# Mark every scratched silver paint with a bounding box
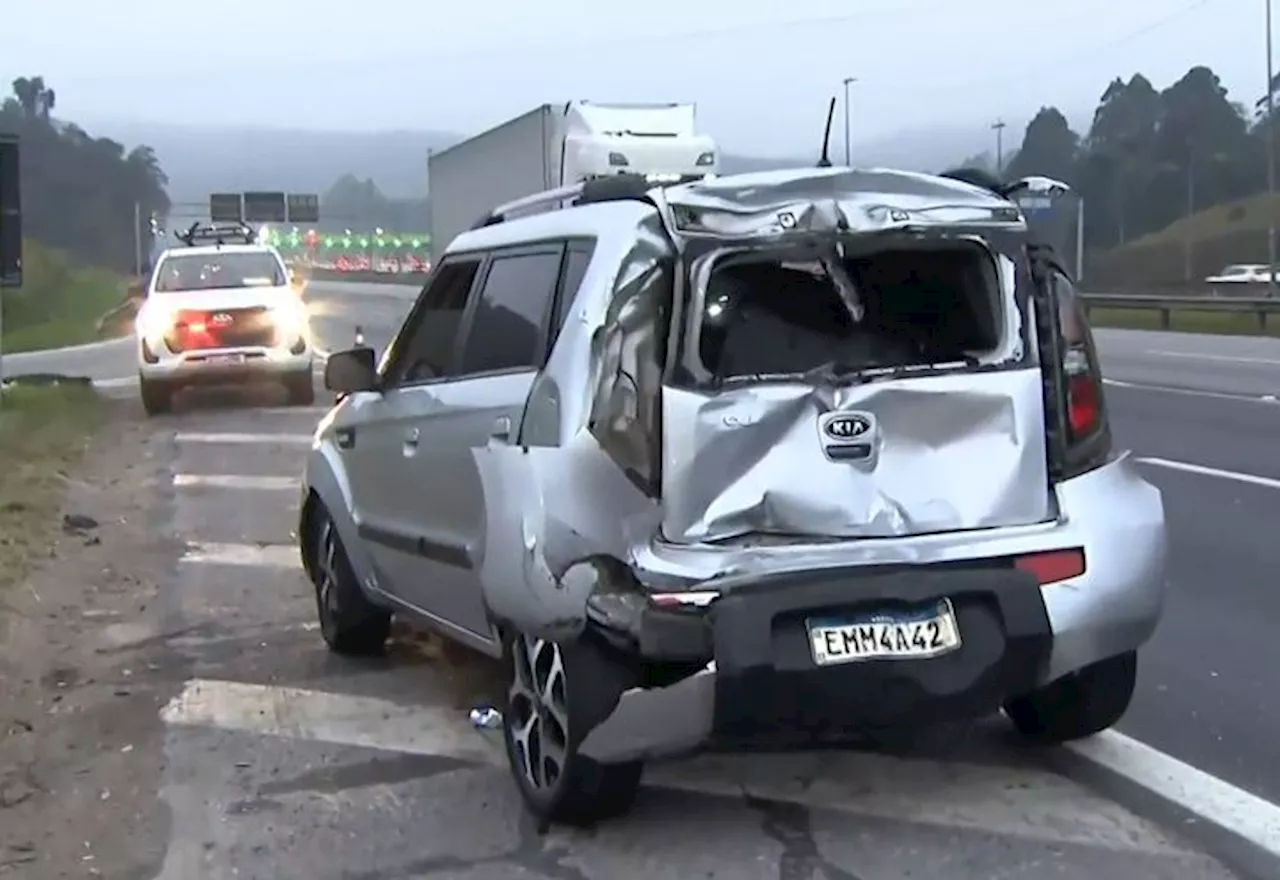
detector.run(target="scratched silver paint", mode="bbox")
[473,167,1052,638]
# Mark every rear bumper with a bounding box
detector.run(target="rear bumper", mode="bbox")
[578,454,1166,763]
[580,568,1048,761]
[138,343,312,385]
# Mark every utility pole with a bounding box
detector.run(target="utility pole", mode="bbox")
[1267,0,1277,295]
[842,77,857,165]
[133,201,143,277]
[992,119,1007,174]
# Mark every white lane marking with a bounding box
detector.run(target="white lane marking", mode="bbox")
[175,432,311,445]
[157,678,1188,854]
[181,541,301,568]
[173,474,299,490]
[1145,349,1280,366]
[1103,378,1280,403]
[94,376,139,389]
[254,405,329,416]
[2,336,133,359]
[1067,730,1280,859]
[1135,457,1280,490]
[161,678,497,765]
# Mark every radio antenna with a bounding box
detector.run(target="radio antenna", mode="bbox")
[817,97,837,168]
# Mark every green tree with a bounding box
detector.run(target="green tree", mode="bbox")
[1004,107,1079,184]
[0,76,170,272]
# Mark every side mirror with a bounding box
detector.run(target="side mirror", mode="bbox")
[324,347,379,394]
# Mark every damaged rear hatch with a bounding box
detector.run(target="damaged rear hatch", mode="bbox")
[657,168,1052,545]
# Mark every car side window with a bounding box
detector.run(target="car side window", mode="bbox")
[552,243,594,336]
[380,258,481,387]
[456,249,564,376]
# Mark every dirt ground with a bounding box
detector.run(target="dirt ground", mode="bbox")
[0,397,179,879]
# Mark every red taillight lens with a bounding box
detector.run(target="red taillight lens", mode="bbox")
[1067,371,1101,437]
[1057,288,1104,443]
[1015,548,1085,584]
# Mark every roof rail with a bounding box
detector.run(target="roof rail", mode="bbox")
[175,221,258,247]
[471,173,707,231]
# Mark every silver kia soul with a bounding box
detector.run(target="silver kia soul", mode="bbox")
[300,167,1167,826]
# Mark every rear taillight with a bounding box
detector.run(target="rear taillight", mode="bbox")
[1052,273,1110,474]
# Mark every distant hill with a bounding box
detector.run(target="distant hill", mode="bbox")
[1090,190,1280,287]
[89,118,1054,209]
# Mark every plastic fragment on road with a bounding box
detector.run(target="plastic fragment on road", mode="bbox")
[469,706,503,730]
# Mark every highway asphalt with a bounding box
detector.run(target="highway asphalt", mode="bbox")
[4,280,1279,877]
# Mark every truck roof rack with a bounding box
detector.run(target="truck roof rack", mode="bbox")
[471,173,708,231]
[175,221,258,247]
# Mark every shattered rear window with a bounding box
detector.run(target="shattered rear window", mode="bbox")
[697,240,1005,381]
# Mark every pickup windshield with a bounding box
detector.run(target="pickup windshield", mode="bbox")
[154,252,286,292]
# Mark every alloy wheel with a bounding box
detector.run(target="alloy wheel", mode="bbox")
[508,635,570,794]
[315,518,341,630]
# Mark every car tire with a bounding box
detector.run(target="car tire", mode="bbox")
[139,376,173,416]
[285,370,316,406]
[309,506,391,656]
[501,631,644,827]
[1004,650,1137,744]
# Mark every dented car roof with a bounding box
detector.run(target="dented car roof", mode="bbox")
[656,167,1028,239]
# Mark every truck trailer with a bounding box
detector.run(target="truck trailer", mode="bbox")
[427,101,718,261]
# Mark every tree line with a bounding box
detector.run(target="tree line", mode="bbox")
[0,76,170,273]
[319,174,428,233]
[962,65,1280,262]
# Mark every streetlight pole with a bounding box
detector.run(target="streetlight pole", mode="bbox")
[1267,0,1277,295]
[992,119,1007,174]
[842,77,856,166]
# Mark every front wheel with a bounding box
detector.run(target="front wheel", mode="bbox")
[309,506,391,656]
[1004,650,1137,744]
[502,633,644,826]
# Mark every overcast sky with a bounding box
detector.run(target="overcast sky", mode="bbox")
[1,0,1264,155]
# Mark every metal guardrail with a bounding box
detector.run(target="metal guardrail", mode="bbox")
[1079,294,1280,331]
[298,266,1280,331]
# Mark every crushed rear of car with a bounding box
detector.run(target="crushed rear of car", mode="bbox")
[468,169,1166,823]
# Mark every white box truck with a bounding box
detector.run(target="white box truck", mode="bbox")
[427,101,718,261]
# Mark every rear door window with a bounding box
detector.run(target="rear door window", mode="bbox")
[456,246,564,376]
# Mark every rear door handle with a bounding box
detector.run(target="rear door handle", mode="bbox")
[336,428,355,450]
[490,416,512,443]
[404,427,420,446]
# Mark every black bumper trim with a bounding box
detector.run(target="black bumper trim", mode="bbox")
[707,566,1051,743]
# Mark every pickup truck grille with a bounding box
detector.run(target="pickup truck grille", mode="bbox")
[166,307,276,352]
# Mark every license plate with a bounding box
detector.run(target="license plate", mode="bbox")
[205,354,245,365]
[807,599,961,666]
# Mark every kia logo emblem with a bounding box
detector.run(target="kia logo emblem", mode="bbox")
[823,413,873,441]
[211,313,234,326]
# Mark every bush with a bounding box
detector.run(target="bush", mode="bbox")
[2,239,127,351]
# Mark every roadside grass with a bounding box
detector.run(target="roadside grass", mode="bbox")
[0,382,104,597]
[1086,307,1280,337]
[2,267,128,353]
[1089,192,1279,287]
